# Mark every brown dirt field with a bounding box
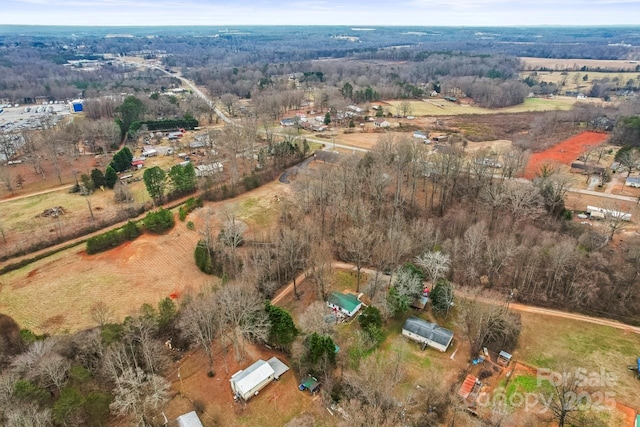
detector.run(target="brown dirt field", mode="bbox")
[161,342,332,427]
[0,179,290,335]
[523,131,609,179]
[519,57,640,71]
[0,155,97,198]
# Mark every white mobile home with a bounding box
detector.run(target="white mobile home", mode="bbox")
[230,357,289,401]
[402,317,453,352]
[586,205,631,221]
[195,162,224,177]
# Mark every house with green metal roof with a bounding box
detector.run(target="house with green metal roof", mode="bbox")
[327,291,362,317]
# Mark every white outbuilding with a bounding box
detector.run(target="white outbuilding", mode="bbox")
[230,357,289,401]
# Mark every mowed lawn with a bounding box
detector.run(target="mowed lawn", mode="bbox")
[386,96,576,116]
[514,311,640,409]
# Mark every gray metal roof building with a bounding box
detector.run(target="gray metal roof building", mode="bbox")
[402,317,454,352]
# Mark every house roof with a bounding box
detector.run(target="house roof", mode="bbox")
[626,177,640,184]
[266,357,289,379]
[327,292,361,312]
[402,317,453,348]
[231,360,274,396]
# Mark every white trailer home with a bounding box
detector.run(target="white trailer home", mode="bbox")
[230,357,289,401]
[402,317,454,352]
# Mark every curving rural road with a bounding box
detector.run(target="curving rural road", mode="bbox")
[271,261,640,335]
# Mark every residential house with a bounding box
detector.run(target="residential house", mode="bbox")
[577,93,587,100]
[401,316,454,352]
[374,120,390,128]
[230,357,289,401]
[327,291,362,317]
[280,118,296,127]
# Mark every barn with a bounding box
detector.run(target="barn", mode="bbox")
[230,357,289,401]
[402,316,453,352]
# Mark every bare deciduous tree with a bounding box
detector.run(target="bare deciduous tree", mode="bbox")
[90,301,114,328]
[178,288,218,376]
[415,251,451,283]
[215,281,270,361]
[110,367,169,426]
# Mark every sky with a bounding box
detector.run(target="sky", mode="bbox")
[2,0,640,27]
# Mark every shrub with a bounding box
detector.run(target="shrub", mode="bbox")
[187,221,195,230]
[358,306,382,330]
[179,197,203,221]
[194,240,214,274]
[86,221,141,254]
[143,208,175,233]
[243,175,260,191]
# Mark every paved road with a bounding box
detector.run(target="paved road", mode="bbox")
[271,261,640,335]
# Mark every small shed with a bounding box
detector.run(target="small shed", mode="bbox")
[402,317,453,352]
[410,295,429,310]
[458,374,480,401]
[413,131,428,140]
[327,291,363,317]
[497,351,512,367]
[299,376,321,394]
[374,120,390,128]
[626,177,640,188]
[131,160,145,169]
[173,411,204,427]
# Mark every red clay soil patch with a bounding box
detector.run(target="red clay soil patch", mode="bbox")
[523,131,609,180]
[27,268,39,278]
[169,291,180,300]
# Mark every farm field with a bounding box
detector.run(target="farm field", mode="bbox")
[519,57,640,72]
[521,70,640,92]
[386,96,577,117]
[0,179,289,334]
[523,131,609,179]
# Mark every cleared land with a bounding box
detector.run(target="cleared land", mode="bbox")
[0,179,289,334]
[519,57,640,71]
[515,310,640,410]
[523,131,609,179]
[520,70,640,94]
[386,96,577,116]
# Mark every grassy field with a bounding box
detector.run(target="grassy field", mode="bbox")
[514,311,640,409]
[0,179,289,335]
[521,70,640,94]
[386,96,576,117]
[519,57,640,72]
